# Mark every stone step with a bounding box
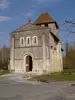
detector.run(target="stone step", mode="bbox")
[24,73,37,79]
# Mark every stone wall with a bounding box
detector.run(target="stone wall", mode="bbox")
[10,23,63,74]
[10,38,15,72]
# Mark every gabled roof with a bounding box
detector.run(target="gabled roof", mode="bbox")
[34,12,59,29]
[34,12,54,24]
[11,23,47,34]
[10,12,59,41]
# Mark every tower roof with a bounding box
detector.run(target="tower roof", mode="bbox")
[34,12,59,29]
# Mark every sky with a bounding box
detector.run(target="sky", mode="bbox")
[0,0,75,48]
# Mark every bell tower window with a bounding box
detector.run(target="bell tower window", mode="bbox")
[45,24,48,27]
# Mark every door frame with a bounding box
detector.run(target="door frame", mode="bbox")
[26,55,32,72]
[24,52,34,72]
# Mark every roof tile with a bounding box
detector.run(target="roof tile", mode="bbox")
[34,12,55,24]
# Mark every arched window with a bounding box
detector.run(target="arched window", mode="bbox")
[21,38,23,44]
[34,37,37,44]
[28,38,30,44]
[20,37,25,47]
[26,36,31,46]
[32,36,38,46]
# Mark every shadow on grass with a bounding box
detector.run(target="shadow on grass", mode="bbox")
[29,71,75,82]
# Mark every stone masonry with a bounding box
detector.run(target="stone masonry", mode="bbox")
[10,12,63,74]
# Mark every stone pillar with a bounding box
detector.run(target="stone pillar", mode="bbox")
[54,50,56,72]
[52,49,54,72]
[56,42,63,72]
[10,37,15,72]
[55,50,57,72]
[59,42,63,71]
[50,49,53,72]
[42,35,46,72]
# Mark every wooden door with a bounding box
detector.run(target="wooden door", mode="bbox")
[26,56,30,72]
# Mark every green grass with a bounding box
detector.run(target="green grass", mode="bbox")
[0,70,10,75]
[50,72,75,81]
[30,71,75,82]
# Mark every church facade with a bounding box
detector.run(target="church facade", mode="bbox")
[10,12,63,74]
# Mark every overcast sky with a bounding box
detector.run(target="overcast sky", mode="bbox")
[0,0,75,47]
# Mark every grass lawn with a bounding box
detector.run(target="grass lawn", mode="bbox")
[0,70,10,75]
[30,70,75,82]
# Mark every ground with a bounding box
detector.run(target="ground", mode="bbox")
[0,74,75,100]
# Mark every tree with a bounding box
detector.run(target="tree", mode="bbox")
[60,19,75,69]
[0,45,10,69]
[65,42,69,69]
[63,43,75,69]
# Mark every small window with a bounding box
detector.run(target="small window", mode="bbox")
[21,38,23,44]
[45,24,48,27]
[26,36,31,46]
[32,36,38,46]
[34,37,36,43]
[20,37,25,47]
[51,46,53,49]
[28,38,30,44]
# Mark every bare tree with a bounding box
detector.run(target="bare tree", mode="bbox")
[0,45,10,69]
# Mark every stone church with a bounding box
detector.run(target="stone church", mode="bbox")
[10,12,63,74]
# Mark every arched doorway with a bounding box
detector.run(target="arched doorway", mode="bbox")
[26,55,32,72]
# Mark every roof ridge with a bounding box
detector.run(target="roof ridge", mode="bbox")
[11,23,48,33]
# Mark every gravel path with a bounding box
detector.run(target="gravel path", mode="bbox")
[0,74,75,100]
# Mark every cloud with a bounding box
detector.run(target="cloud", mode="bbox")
[34,0,62,3]
[0,0,11,9]
[24,11,33,17]
[0,16,11,22]
[32,0,62,5]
